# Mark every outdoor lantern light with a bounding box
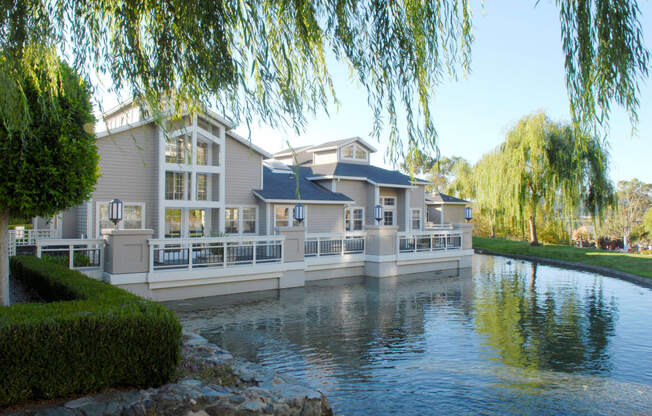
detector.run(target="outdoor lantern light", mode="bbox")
[465,207,473,223]
[109,199,123,228]
[293,203,305,224]
[374,204,383,224]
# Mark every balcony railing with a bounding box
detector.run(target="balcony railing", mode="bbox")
[304,233,366,257]
[8,229,58,256]
[36,239,104,271]
[149,236,284,271]
[397,231,462,254]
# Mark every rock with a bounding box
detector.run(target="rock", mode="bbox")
[205,403,236,416]
[238,400,266,413]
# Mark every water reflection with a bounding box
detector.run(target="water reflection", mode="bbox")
[169,255,652,415]
[474,261,618,375]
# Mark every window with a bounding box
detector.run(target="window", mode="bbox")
[242,208,256,233]
[341,143,367,161]
[97,202,145,236]
[345,208,364,231]
[411,209,421,230]
[275,205,303,228]
[225,207,257,234]
[379,196,396,226]
[165,172,188,200]
[165,208,182,238]
[197,174,207,201]
[196,141,208,166]
[189,209,206,237]
[225,208,239,234]
[165,136,190,164]
[341,145,354,158]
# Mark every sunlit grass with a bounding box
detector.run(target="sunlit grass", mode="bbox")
[473,237,652,279]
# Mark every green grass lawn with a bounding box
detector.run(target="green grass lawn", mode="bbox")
[473,236,652,279]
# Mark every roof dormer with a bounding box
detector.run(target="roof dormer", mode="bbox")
[308,137,376,165]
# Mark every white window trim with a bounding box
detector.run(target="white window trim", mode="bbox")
[274,204,308,230]
[379,196,396,226]
[340,143,369,162]
[225,206,258,235]
[345,206,365,231]
[410,208,422,231]
[95,201,146,238]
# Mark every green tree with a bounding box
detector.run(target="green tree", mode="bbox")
[0,58,99,305]
[476,112,613,245]
[601,179,651,248]
[0,1,648,167]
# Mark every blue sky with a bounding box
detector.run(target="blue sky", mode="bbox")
[230,1,652,184]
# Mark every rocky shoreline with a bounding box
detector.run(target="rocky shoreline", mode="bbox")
[8,332,333,416]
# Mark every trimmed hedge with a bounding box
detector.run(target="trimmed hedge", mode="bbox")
[0,256,182,407]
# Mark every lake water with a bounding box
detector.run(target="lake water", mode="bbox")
[169,255,652,415]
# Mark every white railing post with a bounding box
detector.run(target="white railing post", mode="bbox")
[223,242,227,267]
[341,237,345,256]
[430,235,434,252]
[99,242,104,273]
[149,242,155,273]
[317,237,321,257]
[188,243,193,270]
[36,242,42,258]
[69,245,74,269]
[445,234,448,251]
[253,242,257,265]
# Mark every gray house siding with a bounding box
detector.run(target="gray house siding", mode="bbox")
[257,200,268,235]
[61,207,77,238]
[334,179,368,207]
[91,124,159,237]
[306,204,344,233]
[225,135,262,206]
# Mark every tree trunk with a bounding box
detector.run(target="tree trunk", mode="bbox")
[529,214,539,246]
[0,210,9,305]
[489,214,496,238]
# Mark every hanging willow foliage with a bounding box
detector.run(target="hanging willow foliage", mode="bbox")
[0,0,648,164]
[476,112,615,245]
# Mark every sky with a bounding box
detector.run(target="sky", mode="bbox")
[98,1,652,183]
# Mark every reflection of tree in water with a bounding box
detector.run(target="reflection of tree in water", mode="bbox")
[473,261,618,375]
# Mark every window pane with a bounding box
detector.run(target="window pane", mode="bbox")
[99,204,112,233]
[275,207,289,227]
[196,142,208,166]
[123,205,142,229]
[165,209,182,238]
[197,174,207,201]
[411,209,421,230]
[189,209,205,237]
[384,211,394,225]
[354,209,363,230]
[355,147,366,159]
[341,145,354,158]
[242,208,256,220]
[225,208,238,234]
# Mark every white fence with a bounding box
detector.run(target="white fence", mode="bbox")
[149,236,285,271]
[8,229,57,256]
[35,239,105,273]
[397,231,463,254]
[304,233,366,257]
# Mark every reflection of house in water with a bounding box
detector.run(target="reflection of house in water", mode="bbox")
[171,269,474,375]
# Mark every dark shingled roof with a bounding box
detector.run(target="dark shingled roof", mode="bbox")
[254,166,353,202]
[425,192,469,204]
[309,162,429,186]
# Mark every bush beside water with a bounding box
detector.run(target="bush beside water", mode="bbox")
[0,256,182,407]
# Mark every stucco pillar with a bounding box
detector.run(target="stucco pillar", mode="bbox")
[276,226,306,288]
[454,223,473,250]
[103,229,153,275]
[364,225,398,277]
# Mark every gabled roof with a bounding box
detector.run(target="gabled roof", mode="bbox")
[306,162,429,187]
[254,166,353,203]
[273,145,313,158]
[306,137,377,153]
[425,192,469,204]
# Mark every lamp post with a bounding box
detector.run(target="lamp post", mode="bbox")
[293,203,305,224]
[374,204,383,225]
[464,207,473,223]
[109,199,123,229]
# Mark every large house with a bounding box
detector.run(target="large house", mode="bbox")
[25,101,473,300]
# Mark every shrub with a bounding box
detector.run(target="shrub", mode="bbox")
[0,256,182,407]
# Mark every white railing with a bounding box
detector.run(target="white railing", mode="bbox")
[397,231,462,254]
[36,239,105,271]
[149,236,285,271]
[304,232,366,257]
[8,229,58,256]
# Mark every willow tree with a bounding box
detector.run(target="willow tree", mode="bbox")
[499,112,613,245]
[0,0,649,166]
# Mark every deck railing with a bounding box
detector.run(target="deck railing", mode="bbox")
[35,239,105,271]
[304,232,366,257]
[148,236,284,271]
[8,229,58,256]
[397,231,463,254]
